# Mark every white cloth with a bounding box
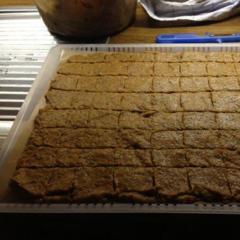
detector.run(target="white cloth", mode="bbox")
[140,0,240,23]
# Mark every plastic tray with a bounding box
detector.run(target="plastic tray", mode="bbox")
[1,43,240,214]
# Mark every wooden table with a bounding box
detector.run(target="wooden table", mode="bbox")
[1,0,240,43]
[0,0,34,6]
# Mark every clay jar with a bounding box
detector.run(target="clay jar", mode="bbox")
[35,0,137,39]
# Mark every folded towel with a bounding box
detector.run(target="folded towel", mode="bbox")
[140,0,240,23]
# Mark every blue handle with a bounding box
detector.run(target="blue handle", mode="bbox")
[156,33,240,44]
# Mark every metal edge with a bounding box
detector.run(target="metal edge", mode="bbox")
[0,12,40,19]
[0,203,240,214]
[57,42,240,49]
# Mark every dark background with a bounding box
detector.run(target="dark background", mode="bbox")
[0,214,238,240]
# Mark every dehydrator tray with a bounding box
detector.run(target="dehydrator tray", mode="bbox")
[1,43,240,214]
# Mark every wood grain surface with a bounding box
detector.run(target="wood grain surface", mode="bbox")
[0,0,34,6]
[1,0,240,43]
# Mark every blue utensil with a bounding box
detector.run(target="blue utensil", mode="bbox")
[156,33,240,44]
